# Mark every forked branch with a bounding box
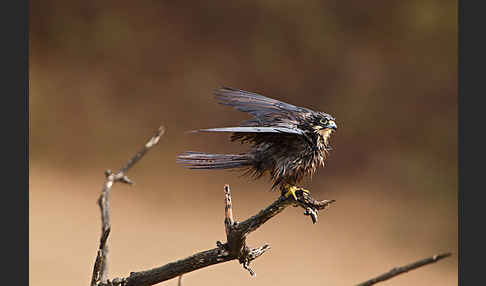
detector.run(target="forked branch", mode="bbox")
[90,126,165,286]
[103,185,335,286]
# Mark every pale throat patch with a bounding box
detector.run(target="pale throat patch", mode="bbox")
[318,128,333,146]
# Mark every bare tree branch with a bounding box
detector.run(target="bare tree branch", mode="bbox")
[355,252,452,286]
[224,185,234,237]
[90,227,111,286]
[90,126,165,286]
[96,185,334,286]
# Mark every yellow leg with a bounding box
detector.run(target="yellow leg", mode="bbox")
[283,184,310,200]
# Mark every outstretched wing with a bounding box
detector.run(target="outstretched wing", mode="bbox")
[192,126,304,135]
[214,87,314,128]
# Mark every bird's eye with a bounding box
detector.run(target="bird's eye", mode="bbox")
[320,118,328,125]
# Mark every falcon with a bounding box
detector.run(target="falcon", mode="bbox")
[177,87,337,200]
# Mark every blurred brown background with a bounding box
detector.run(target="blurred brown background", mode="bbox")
[30,1,457,285]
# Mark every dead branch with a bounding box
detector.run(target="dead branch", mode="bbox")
[90,126,165,286]
[355,252,452,286]
[98,185,334,286]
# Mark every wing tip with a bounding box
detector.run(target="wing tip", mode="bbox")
[213,86,236,95]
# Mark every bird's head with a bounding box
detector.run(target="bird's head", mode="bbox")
[311,113,337,148]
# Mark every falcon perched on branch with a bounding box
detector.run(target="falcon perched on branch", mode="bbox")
[177,87,337,199]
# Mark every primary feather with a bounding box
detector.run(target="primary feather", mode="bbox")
[194,126,305,135]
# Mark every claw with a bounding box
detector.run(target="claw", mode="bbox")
[283,185,309,200]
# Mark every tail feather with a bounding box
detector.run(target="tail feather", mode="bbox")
[177,151,252,170]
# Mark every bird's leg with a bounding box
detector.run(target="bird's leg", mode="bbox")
[282,184,310,200]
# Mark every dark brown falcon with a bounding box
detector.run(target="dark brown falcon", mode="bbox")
[177,87,337,199]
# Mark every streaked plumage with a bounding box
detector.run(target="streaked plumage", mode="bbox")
[178,87,337,195]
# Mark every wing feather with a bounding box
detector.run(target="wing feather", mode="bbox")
[193,126,305,135]
[213,87,313,125]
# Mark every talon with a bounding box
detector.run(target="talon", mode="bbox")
[283,185,309,200]
[284,186,298,200]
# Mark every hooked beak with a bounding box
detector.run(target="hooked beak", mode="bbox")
[327,120,337,130]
